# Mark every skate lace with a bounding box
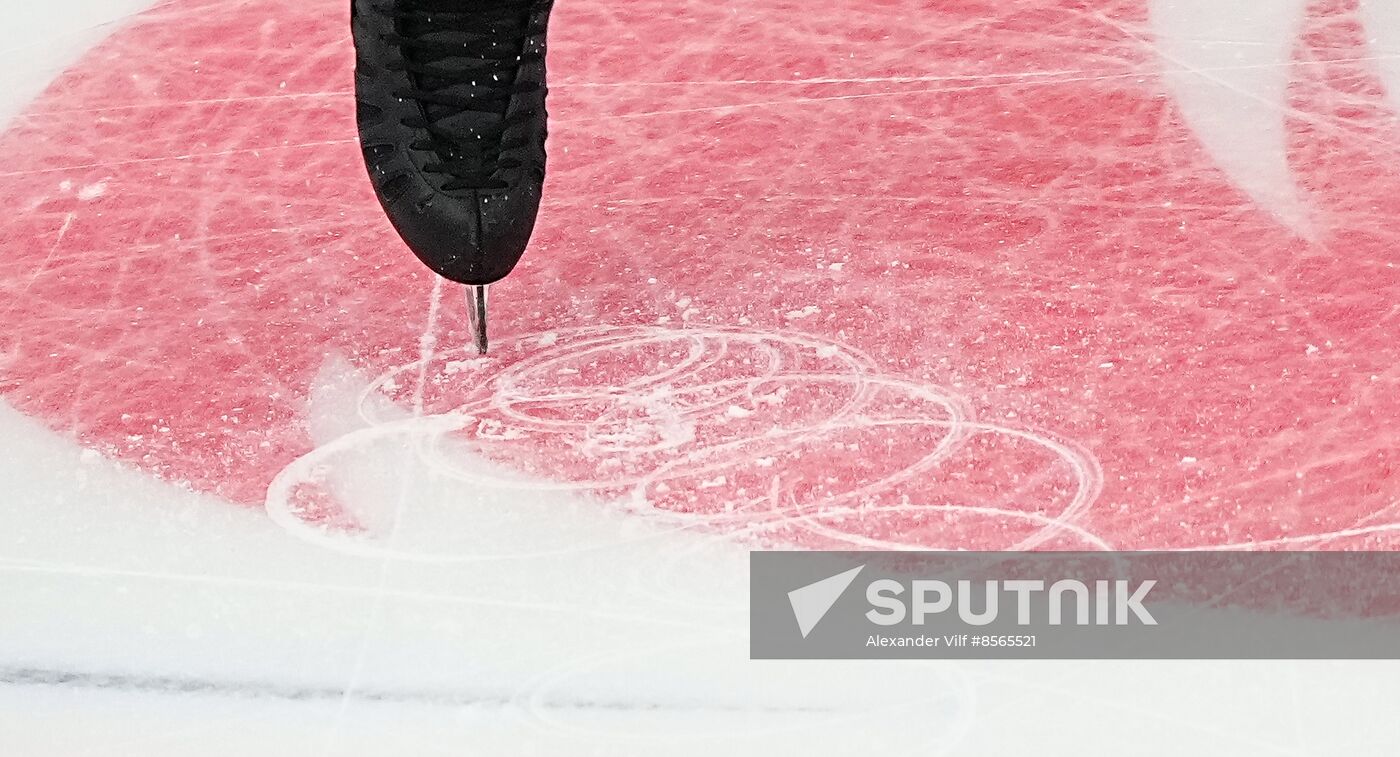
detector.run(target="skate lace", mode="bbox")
[383,0,549,192]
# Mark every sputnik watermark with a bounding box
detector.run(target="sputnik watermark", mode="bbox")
[788,569,1157,641]
[751,552,1400,659]
[864,578,1157,626]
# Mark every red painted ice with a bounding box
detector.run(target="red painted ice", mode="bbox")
[2,0,1399,552]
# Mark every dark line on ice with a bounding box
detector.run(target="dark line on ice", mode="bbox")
[0,667,829,714]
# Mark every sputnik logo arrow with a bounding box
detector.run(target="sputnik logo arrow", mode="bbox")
[787,564,866,639]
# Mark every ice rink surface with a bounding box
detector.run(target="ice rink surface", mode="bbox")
[2,0,1400,753]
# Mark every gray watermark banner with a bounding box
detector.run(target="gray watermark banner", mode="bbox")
[750,552,1400,659]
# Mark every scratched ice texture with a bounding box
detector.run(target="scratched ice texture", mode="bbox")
[3,0,1399,552]
[4,0,1400,753]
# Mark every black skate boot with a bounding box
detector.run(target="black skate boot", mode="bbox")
[352,0,552,350]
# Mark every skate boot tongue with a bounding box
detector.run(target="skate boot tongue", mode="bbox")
[398,0,536,190]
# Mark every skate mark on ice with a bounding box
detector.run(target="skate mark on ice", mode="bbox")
[265,326,1106,558]
[0,666,859,714]
[319,275,447,757]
